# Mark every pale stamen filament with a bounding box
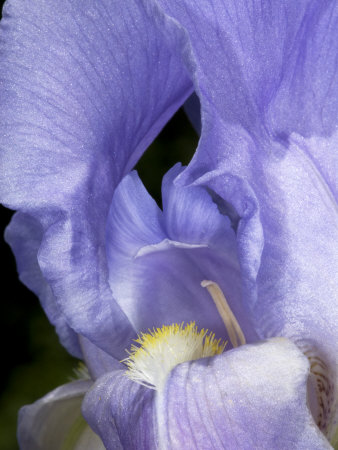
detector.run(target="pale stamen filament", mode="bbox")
[201,280,246,348]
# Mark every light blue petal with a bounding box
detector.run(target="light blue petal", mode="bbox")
[79,335,123,380]
[5,212,81,357]
[158,0,338,405]
[158,338,331,449]
[82,371,157,449]
[159,0,338,137]
[106,167,257,345]
[0,0,192,357]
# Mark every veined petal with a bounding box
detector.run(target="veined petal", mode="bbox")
[18,380,104,450]
[106,170,166,262]
[159,0,338,138]
[162,164,231,245]
[79,335,123,380]
[0,0,193,356]
[106,167,257,345]
[82,371,157,450]
[5,212,80,357]
[158,0,338,385]
[158,338,331,449]
[177,127,338,439]
[84,339,332,449]
[0,0,192,210]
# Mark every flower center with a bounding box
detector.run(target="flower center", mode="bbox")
[123,321,226,390]
[124,280,245,390]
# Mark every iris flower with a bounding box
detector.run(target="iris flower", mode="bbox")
[0,0,337,448]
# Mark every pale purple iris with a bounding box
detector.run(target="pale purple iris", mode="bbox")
[0,0,337,449]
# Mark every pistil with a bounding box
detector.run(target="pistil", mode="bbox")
[201,280,246,348]
[124,281,246,390]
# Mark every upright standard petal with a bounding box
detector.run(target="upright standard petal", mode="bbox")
[158,0,338,370]
[106,165,258,346]
[0,0,193,356]
[154,1,338,440]
[18,380,104,450]
[159,0,338,138]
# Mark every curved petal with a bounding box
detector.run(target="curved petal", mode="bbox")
[158,338,331,449]
[162,164,231,245]
[0,0,193,356]
[79,335,123,380]
[159,0,338,139]
[184,93,201,135]
[194,132,338,355]
[5,212,81,357]
[166,5,338,433]
[157,0,338,371]
[0,0,192,210]
[106,167,257,344]
[82,371,157,450]
[106,170,166,262]
[18,380,104,450]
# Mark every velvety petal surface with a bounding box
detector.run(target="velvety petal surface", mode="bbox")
[157,0,338,366]
[5,212,81,357]
[106,165,258,345]
[153,3,338,438]
[18,380,104,450]
[159,0,338,139]
[79,335,123,380]
[82,370,157,450]
[0,0,192,356]
[158,338,331,449]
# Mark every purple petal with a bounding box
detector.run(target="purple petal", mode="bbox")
[106,170,166,262]
[0,0,192,210]
[79,335,123,380]
[18,380,104,450]
[106,166,257,344]
[5,212,81,357]
[157,0,338,375]
[159,0,338,137]
[158,338,331,449]
[0,0,192,356]
[162,164,230,245]
[82,371,157,450]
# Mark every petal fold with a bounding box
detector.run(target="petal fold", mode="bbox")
[0,0,192,356]
[106,167,257,344]
[82,371,157,449]
[158,338,331,449]
[5,212,80,357]
[156,0,338,378]
[79,335,123,380]
[159,0,338,137]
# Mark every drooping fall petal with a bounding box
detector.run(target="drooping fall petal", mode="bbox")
[158,338,331,449]
[83,339,330,449]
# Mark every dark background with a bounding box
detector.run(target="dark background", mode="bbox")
[0,63,197,450]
